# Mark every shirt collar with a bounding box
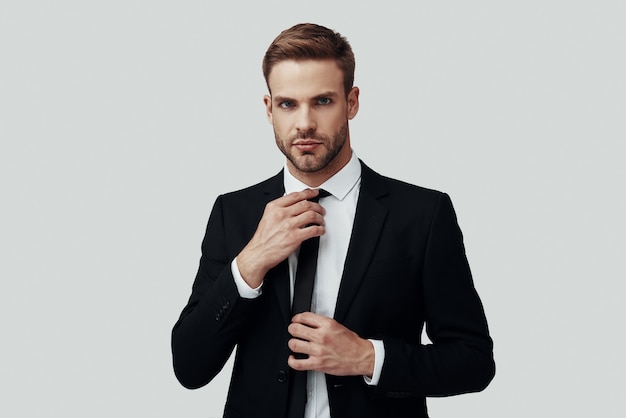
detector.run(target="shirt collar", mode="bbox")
[283,151,362,201]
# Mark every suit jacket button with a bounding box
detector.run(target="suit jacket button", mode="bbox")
[277,370,287,383]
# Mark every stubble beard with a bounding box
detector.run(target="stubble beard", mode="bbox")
[275,123,349,174]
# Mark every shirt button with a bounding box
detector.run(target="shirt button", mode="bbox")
[277,370,287,383]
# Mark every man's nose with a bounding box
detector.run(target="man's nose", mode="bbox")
[295,106,316,132]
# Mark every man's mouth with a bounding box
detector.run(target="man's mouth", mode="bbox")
[293,139,322,152]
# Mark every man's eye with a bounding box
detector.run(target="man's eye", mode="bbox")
[317,98,331,105]
[279,101,294,109]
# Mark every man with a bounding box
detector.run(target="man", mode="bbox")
[172,23,495,418]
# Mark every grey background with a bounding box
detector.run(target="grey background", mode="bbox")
[1,1,624,417]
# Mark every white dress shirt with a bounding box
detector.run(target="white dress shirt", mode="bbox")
[232,152,384,418]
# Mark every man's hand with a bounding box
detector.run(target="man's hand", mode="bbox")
[287,312,375,377]
[236,189,325,288]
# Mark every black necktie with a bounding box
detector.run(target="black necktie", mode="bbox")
[291,188,331,317]
[287,188,330,418]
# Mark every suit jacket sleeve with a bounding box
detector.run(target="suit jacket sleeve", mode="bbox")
[373,193,495,397]
[171,195,260,389]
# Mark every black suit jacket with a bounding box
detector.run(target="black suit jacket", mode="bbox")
[172,161,495,418]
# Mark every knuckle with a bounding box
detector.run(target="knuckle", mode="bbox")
[310,356,322,369]
[305,211,317,223]
[298,327,309,340]
[297,200,312,213]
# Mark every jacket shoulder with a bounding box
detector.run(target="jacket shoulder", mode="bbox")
[218,170,284,203]
[360,161,447,204]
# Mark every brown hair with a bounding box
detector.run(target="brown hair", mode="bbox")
[262,23,355,96]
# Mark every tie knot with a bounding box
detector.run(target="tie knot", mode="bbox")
[309,188,331,203]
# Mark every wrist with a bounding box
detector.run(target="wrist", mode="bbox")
[236,247,268,288]
[363,339,384,386]
[359,338,376,378]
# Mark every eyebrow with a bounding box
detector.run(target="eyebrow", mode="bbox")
[272,91,339,103]
[312,91,338,99]
[272,95,293,103]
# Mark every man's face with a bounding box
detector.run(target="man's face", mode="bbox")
[264,59,359,185]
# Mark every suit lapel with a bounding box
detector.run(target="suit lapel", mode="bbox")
[334,162,388,323]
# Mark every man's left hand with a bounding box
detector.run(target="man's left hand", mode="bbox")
[287,312,375,377]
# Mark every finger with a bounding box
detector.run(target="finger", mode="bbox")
[287,336,310,354]
[287,354,313,371]
[276,188,320,207]
[271,194,326,227]
[293,209,326,229]
[288,321,315,341]
[291,312,327,328]
[290,199,326,217]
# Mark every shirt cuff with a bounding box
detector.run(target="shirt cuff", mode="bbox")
[231,258,263,299]
[363,339,385,386]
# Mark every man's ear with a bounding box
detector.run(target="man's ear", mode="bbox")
[263,95,273,125]
[347,87,360,120]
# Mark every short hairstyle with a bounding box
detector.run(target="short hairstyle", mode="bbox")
[262,23,355,96]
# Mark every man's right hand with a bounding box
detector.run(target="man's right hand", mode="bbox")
[236,189,326,288]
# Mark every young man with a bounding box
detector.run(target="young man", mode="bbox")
[172,23,495,418]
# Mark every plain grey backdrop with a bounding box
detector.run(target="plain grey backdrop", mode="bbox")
[1,1,624,417]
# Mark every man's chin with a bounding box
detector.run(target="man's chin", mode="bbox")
[291,155,327,173]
